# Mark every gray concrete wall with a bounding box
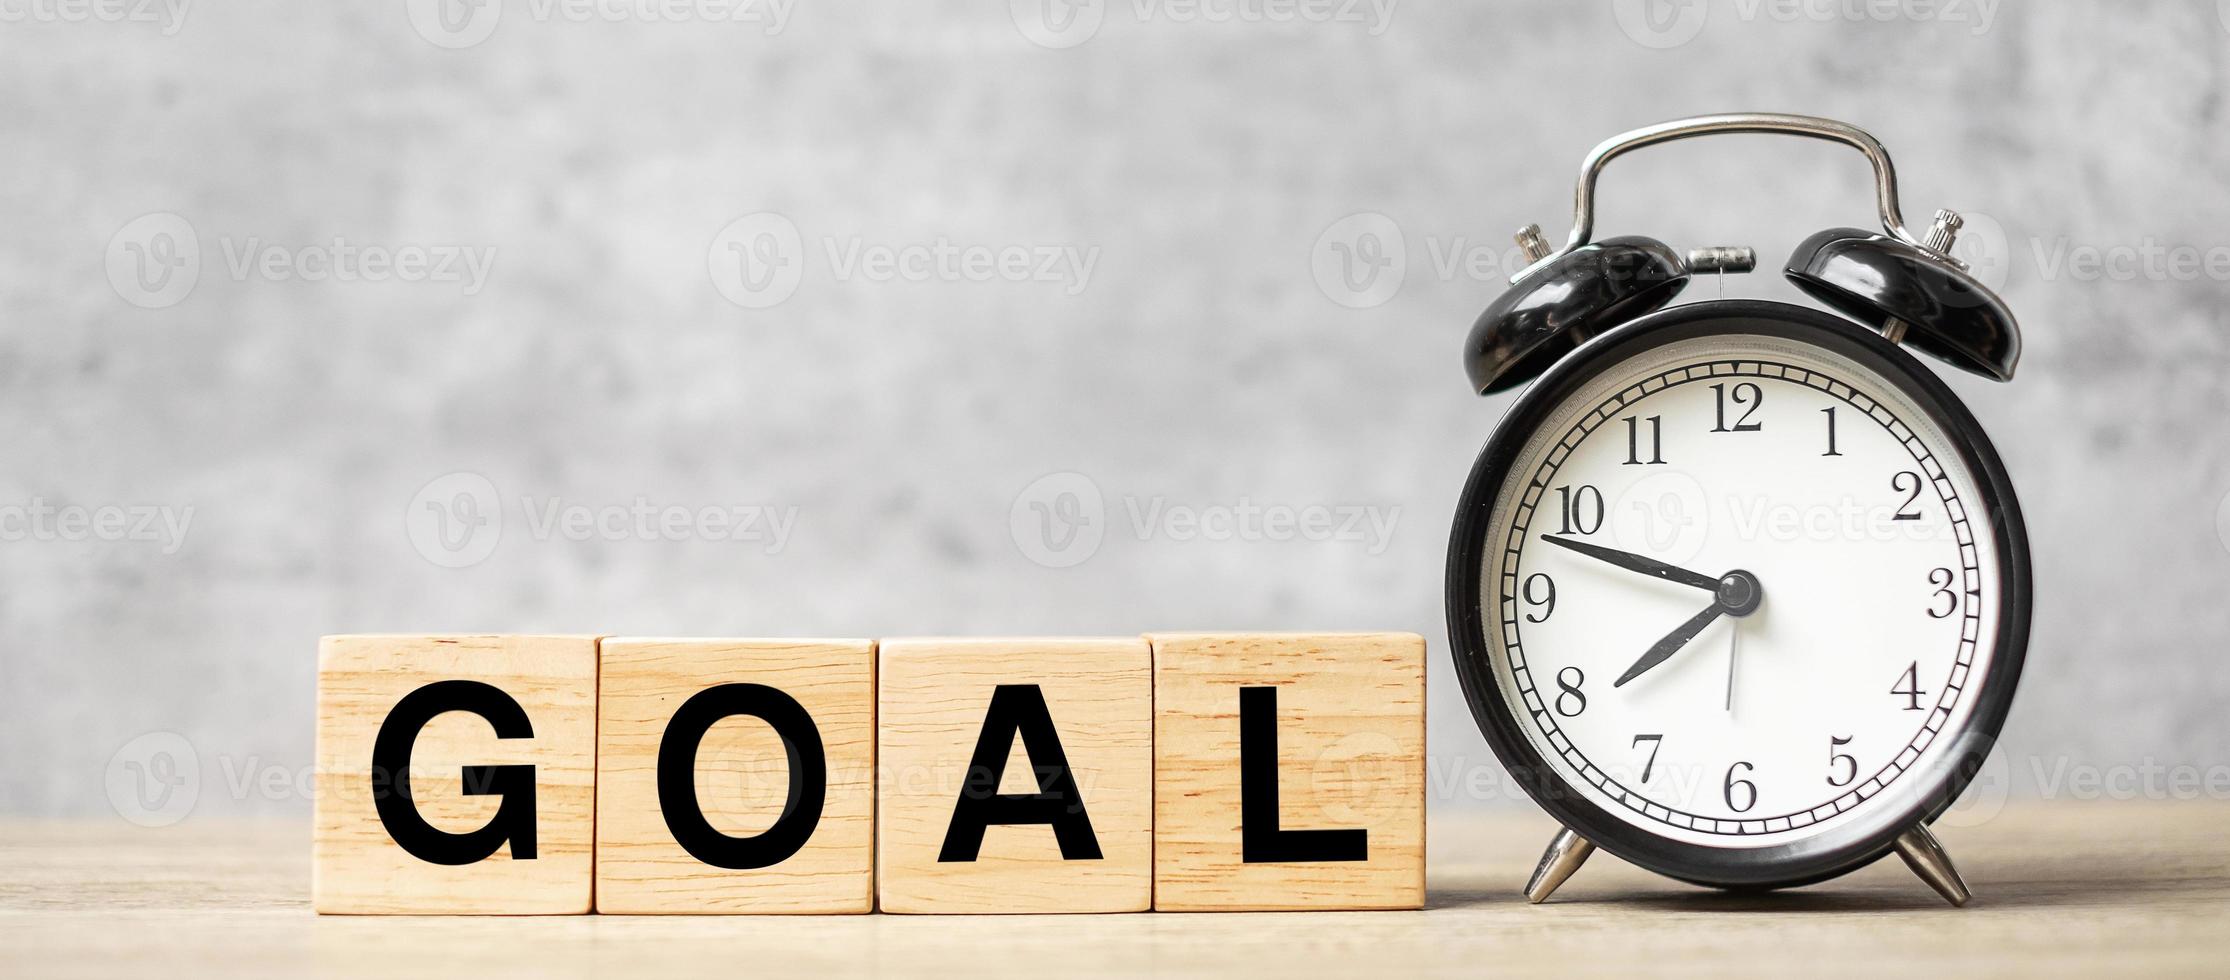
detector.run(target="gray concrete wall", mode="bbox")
[4,0,2227,821]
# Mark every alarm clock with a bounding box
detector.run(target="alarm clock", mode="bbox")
[1445,114,2031,906]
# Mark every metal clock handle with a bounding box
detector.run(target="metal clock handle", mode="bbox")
[1507,112,1966,284]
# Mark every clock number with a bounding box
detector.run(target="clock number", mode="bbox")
[1827,736,1858,788]
[1927,567,1959,619]
[1892,661,1929,711]
[1632,734,1663,782]
[1722,761,1757,813]
[1553,484,1605,535]
[1522,572,1557,623]
[1820,406,1843,456]
[1711,382,1763,433]
[1553,666,1587,718]
[1622,415,1666,465]
[1892,471,1926,521]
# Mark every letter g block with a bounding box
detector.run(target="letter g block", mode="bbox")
[313,635,598,914]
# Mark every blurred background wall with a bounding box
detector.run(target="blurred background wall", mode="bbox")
[3,0,2227,823]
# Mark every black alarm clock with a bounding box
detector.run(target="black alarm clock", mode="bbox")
[1445,114,2031,906]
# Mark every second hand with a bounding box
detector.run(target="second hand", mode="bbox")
[1724,624,1739,713]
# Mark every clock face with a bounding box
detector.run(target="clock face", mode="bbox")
[1475,327,2007,851]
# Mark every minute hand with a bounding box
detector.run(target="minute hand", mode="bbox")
[1540,535,1719,592]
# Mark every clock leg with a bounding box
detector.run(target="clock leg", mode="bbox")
[1892,823,1971,907]
[1523,827,1595,904]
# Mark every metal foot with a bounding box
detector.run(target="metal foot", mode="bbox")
[1524,828,1595,904]
[1892,823,1971,907]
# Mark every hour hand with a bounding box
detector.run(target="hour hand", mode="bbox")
[1540,535,1719,593]
[1615,603,1727,687]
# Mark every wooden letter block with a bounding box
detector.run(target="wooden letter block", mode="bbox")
[314,635,597,914]
[595,638,876,913]
[1149,632,1425,911]
[876,637,1153,913]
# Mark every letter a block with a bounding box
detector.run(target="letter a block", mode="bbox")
[1149,632,1425,911]
[595,638,876,913]
[875,638,1152,913]
[314,635,597,914]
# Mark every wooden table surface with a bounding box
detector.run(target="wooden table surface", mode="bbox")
[3,803,2223,978]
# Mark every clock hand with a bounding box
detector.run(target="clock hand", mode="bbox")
[1615,603,1727,688]
[1613,568,1763,689]
[1540,535,1719,593]
[1724,622,1739,713]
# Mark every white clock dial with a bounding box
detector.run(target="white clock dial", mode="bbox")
[1482,333,2001,848]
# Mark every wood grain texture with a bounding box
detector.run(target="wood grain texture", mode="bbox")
[7,804,2225,977]
[595,638,875,914]
[313,635,598,914]
[875,637,1153,913]
[1150,632,1425,911]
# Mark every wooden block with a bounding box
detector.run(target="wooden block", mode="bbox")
[313,635,597,914]
[594,638,875,913]
[1149,632,1425,911]
[875,637,1153,913]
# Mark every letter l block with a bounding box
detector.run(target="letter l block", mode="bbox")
[313,634,597,914]
[1149,632,1425,911]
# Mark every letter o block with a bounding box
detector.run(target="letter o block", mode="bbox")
[594,638,876,913]
[1149,632,1425,911]
[313,635,597,914]
[876,637,1153,913]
